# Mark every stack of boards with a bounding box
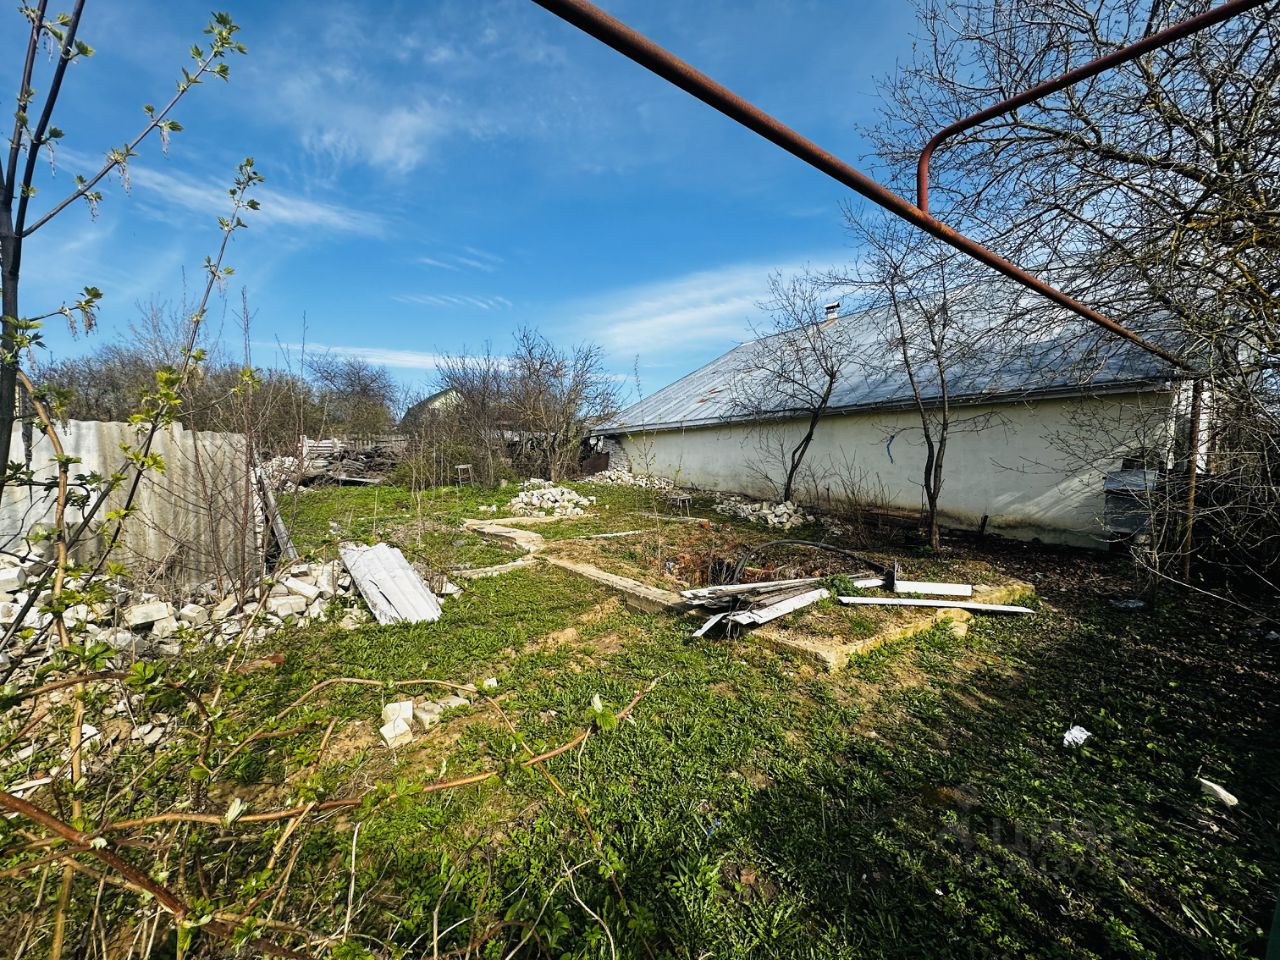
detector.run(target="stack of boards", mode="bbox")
[682,574,1030,636]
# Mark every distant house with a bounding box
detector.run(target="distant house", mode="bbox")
[592,299,1195,548]
[399,387,463,433]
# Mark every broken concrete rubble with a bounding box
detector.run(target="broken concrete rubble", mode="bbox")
[376,693,472,748]
[381,700,415,725]
[151,615,180,638]
[265,595,307,618]
[413,702,443,729]
[284,577,321,602]
[713,495,815,531]
[0,546,456,699]
[0,565,27,593]
[379,717,414,749]
[178,603,209,625]
[582,468,674,490]
[124,601,173,627]
[507,483,595,518]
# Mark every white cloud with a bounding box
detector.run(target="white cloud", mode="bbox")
[417,247,503,273]
[53,148,385,237]
[267,341,450,371]
[141,164,384,236]
[452,255,498,272]
[394,293,512,310]
[572,256,839,356]
[418,256,461,271]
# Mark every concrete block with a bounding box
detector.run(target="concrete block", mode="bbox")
[382,700,414,725]
[283,577,321,602]
[0,566,27,593]
[102,628,140,652]
[179,603,209,626]
[211,596,239,621]
[413,702,443,729]
[151,616,179,638]
[124,601,172,627]
[315,563,338,599]
[265,595,307,618]
[379,717,413,749]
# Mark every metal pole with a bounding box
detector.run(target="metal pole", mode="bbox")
[916,0,1270,212]
[529,0,1192,370]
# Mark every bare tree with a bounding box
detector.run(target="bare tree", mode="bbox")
[437,343,510,484]
[0,8,247,501]
[506,326,620,481]
[306,354,399,436]
[870,0,1279,579]
[730,272,854,503]
[833,218,1002,549]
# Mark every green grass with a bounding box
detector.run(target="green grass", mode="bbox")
[281,483,520,569]
[70,577,1277,959]
[8,482,1276,959]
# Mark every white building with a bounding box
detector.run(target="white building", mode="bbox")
[593,300,1190,548]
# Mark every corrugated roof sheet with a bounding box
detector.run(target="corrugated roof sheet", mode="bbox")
[596,294,1175,434]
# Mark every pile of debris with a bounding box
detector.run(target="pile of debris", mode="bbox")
[1,542,458,785]
[507,484,596,518]
[264,438,405,492]
[582,468,674,490]
[0,555,362,672]
[713,495,816,530]
[0,539,455,680]
[378,686,491,748]
[684,564,1031,637]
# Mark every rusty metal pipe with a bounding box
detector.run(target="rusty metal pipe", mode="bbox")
[529,0,1191,369]
[916,0,1270,212]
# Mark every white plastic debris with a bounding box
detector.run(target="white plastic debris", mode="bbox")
[481,677,499,691]
[1062,725,1091,748]
[1198,778,1238,808]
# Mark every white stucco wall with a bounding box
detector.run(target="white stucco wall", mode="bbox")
[616,391,1177,548]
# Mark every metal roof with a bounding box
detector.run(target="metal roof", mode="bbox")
[595,294,1175,435]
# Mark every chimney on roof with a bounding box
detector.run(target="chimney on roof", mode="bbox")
[824,301,840,321]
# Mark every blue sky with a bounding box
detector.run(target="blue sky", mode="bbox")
[10,0,919,401]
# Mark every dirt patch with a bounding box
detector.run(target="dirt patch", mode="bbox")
[320,718,381,765]
[541,625,581,648]
[581,597,623,623]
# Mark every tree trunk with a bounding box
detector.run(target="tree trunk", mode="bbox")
[784,408,823,502]
[920,436,939,549]
[0,220,20,505]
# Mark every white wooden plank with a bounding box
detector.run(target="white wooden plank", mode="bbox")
[727,588,829,625]
[836,596,1032,614]
[692,611,728,637]
[681,577,822,599]
[891,580,973,597]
